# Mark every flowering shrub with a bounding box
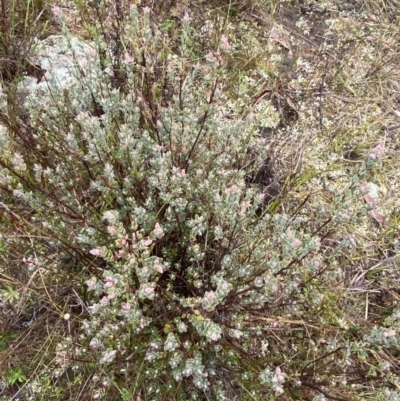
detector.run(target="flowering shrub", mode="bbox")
[0,3,399,401]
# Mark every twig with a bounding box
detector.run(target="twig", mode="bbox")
[350,254,400,288]
[184,79,219,171]
[301,381,353,401]
[318,55,329,132]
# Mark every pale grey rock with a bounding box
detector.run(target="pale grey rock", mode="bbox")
[17,35,99,109]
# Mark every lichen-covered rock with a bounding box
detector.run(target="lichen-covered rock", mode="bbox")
[17,35,99,109]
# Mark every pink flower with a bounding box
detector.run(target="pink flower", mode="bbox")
[183,12,190,22]
[143,239,153,247]
[107,226,116,234]
[205,291,216,300]
[228,184,240,194]
[369,143,385,159]
[275,367,285,382]
[103,211,118,222]
[84,47,97,56]
[220,35,230,51]
[104,276,118,288]
[172,166,186,178]
[154,259,164,273]
[292,239,302,248]
[207,51,217,63]
[90,248,101,256]
[103,349,117,362]
[145,287,155,295]
[124,52,135,64]
[51,5,62,17]
[360,181,370,194]
[153,223,164,238]
[80,58,88,68]
[86,279,96,289]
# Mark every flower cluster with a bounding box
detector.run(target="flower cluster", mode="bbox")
[259,366,287,394]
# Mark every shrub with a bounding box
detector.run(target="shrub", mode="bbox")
[0,3,399,401]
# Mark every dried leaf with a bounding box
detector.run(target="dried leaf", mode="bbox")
[251,89,271,104]
[363,194,385,227]
[270,25,292,53]
[369,209,385,226]
[363,194,374,206]
[362,182,385,226]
